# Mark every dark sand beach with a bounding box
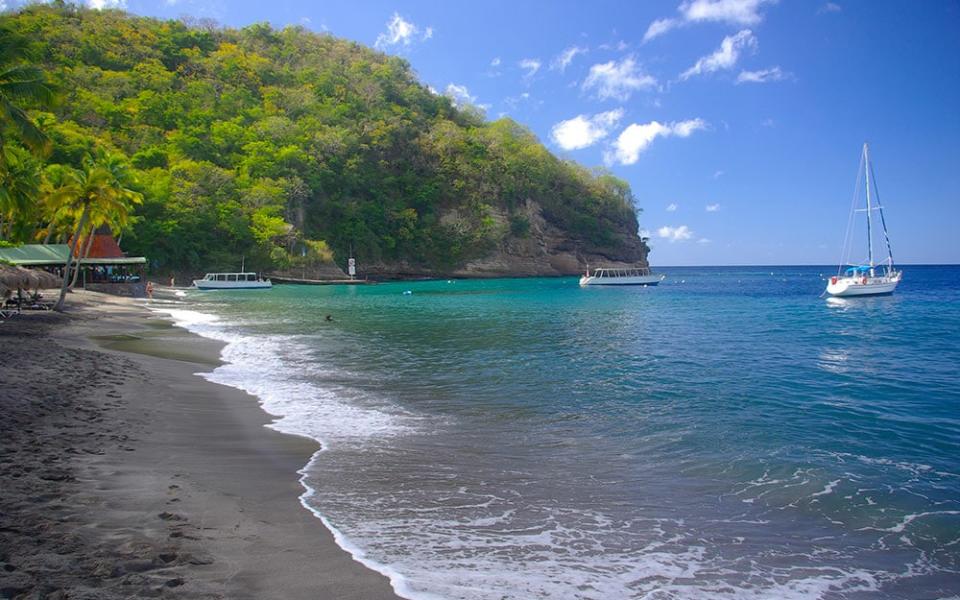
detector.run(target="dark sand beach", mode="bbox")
[0,291,400,599]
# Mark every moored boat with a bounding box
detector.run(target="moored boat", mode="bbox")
[579,266,665,286]
[192,272,272,290]
[825,143,902,298]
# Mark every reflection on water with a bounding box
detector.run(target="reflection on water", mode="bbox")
[173,266,960,600]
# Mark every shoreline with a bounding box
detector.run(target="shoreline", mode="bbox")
[0,291,401,599]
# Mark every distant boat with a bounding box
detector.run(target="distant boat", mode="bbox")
[825,143,902,297]
[192,272,272,290]
[579,266,665,287]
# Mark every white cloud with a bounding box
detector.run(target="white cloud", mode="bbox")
[645,0,775,41]
[706,203,720,211]
[644,18,679,42]
[375,13,431,49]
[713,170,725,178]
[680,29,757,80]
[519,58,542,80]
[551,46,587,72]
[736,66,786,83]
[818,2,841,14]
[87,0,127,8]
[658,225,694,242]
[444,83,476,106]
[697,237,712,244]
[683,0,774,25]
[550,109,624,151]
[672,117,708,137]
[490,57,501,67]
[582,57,657,101]
[607,118,706,165]
[666,203,678,212]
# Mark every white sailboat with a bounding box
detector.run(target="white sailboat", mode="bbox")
[825,143,902,298]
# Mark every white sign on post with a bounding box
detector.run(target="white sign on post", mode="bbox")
[348,258,356,278]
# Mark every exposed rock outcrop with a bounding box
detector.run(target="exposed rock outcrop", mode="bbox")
[360,200,649,280]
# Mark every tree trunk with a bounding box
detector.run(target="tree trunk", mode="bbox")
[54,207,88,312]
[69,225,95,289]
[43,224,54,244]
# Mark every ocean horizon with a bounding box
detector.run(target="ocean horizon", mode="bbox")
[159,265,960,599]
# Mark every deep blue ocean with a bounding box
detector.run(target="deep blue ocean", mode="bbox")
[162,265,960,599]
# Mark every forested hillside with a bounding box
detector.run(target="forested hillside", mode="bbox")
[2,4,648,276]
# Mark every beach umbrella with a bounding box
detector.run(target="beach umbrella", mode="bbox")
[29,270,61,289]
[0,265,61,290]
[0,264,30,289]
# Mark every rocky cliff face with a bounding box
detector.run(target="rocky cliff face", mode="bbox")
[360,200,649,280]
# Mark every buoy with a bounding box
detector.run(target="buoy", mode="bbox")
[403,290,412,295]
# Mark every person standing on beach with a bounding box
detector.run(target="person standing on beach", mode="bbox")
[146,281,154,299]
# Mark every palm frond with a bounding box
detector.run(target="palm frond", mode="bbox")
[0,97,52,157]
[0,65,58,106]
[0,28,35,68]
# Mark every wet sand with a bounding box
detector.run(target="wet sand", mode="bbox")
[0,291,400,599]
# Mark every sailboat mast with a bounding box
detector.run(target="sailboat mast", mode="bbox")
[863,143,875,273]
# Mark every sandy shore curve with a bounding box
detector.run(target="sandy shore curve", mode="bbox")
[0,291,401,599]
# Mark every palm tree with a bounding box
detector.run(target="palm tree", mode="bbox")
[0,26,56,164]
[49,153,143,311]
[66,153,142,288]
[0,26,56,243]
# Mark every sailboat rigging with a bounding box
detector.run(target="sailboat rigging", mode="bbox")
[825,143,902,297]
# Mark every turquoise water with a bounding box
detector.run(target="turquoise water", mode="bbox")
[165,266,960,599]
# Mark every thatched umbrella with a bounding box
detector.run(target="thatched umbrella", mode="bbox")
[0,264,30,289]
[0,264,62,292]
[33,270,62,289]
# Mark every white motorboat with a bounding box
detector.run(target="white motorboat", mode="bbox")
[193,272,272,290]
[579,267,665,286]
[825,143,902,298]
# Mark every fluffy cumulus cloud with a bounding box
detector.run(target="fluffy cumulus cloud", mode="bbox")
[736,66,785,83]
[375,13,431,49]
[706,203,720,211]
[582,57,657,101]
[519,58,542,80]
[680,29,757,80]
[607,118,707,165]
[87,0,127,8]
[658,225,694,242]
[444,83,476,106]
[645,0,776,41]
[550,109,624,151]
[551,46,587,72]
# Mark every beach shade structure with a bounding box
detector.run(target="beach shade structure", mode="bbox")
[30,270,62,290]
[0,264,61,291]
[0,264,31,289]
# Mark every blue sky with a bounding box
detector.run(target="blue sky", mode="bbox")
[10,0,960,265]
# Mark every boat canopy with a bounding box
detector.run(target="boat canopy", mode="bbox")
[844,265,872,275]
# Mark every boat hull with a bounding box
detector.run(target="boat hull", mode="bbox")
[825,274,901,297]
[192,281,273,290]
[579,274,665,286]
